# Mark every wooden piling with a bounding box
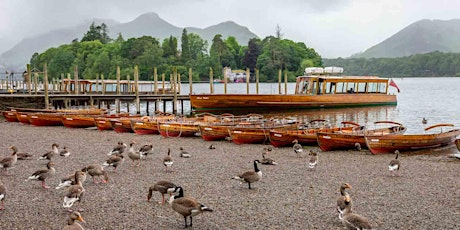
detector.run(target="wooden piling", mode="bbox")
[224,67,228,94]
[278,69,282,94]
[116,67,120,113]
[246,68,250,94]
[284,69,288,95]
[74,65,79,95]
[161,73,165,95]
[134,65,140,114]
[173,68,178,114]
[44,63,49,109]
[209,68,213,93]
[188,68,193,95]
[26,64,31,95]
[256,68,259,94]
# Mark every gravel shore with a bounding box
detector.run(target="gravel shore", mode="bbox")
[0,119,459,229]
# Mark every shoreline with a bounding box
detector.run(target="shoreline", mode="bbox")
[0,120,459,229]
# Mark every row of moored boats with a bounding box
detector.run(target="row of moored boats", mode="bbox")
[2,107,459,155]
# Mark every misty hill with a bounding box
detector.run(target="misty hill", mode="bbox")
[0,12,258,70]
[353,19,460,58]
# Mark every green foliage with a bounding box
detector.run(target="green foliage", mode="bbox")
[30,22,323,82]
[324,51,460,77]
[81,22,111,44]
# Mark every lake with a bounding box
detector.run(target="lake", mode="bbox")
[124,77,460,134]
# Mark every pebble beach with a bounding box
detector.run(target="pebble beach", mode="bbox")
[0,119,459,229]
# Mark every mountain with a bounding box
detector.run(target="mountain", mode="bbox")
[352,19,460,58]
[0,12,258,71]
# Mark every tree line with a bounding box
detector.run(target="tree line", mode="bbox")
[30,22,322,82]
[324,51,460,77]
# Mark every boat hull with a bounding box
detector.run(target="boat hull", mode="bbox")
[95,118,112,131]
[110,119,134,133]
[365,129,460,154]
[1,111,19,122]
[190,94,397,113]
[16,112,31,124]
[158,123,199,137]
[62,115,96,128]
[317,125,406,151]
[28,113,64,126]
[199,124,231,141]
[131,120,159,135]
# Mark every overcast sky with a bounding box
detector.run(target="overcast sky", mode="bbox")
[0,0,458,58]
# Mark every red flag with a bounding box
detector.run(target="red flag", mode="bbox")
[389,79,400,93]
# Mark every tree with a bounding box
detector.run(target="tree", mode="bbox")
[81,22,111,44]
[181,29,190,61]
[242,38,261,70]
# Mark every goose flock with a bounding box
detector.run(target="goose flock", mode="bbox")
[0,123,416,229]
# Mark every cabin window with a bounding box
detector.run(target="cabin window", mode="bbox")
[357,83,366,93]
[325,82,336,94]
[336,82,346,93]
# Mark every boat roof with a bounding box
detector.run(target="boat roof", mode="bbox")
[296,75,388,82]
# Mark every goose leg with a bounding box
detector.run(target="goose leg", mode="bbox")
[248,183,252,189]
[160,194,165,204]
[190,216,193,227]
[42,181,50,189]
[183,216,188,228]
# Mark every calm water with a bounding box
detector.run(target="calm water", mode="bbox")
[124,77,460,134]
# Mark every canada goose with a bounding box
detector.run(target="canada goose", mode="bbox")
[26,161,56,189]
[108,142,127,156]
[163,148,174,172]
[63,171,86,212]
[60,146,70,157]
[341,196,372,230]
[0,146,18,175]
[232,160,262,189]
[56,171,87,190]
[292,139,303,158]
[308,150,318,169]
[389,150,400,176]
[337,183,352,219]
[38,143,59,160]
[102,153,124,171]
[10,146,32,160]
[63,211,85,230]
[260,148,278,165]
[179,147,191,158]
[147,180,178,204]
[81,164,108,184]
[208,144,216,150]
[127,141,141,167]
[139,144,153,160]
[168,186,213,228]
[0,179,5,210]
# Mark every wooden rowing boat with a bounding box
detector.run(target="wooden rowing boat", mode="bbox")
[199,114,264,141]
[317,121,406,151]
[62,114,127,128]
[456,139,460,151]
[110,117,136,133]
[130,114,175,135]
[62,115,97,128]
[16,112,31,124]
[1,110,19,122]
[190,70,399,113]
[228,120,298,145]
[158,113,219,138]
[28,113,65,126]
[7,107,107,114]
[268,120,359,147]
[365,124,460,154]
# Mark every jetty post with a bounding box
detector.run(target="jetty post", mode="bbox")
[278,69,282,94]
[284,69,288,95]
[134,65,140,114]
[173,68,178,114]
[256,69,259,94]
[161,73,165,95]
[26,64,31,95]
[209,68,213,93]
[246,68,250,94]
[101,73,106,95]
[188,68,193,95]
[154,67,158,111]
[43,63,49,109]
[116,66,121,113]
[74,66,79,95]
[224,67,228,94]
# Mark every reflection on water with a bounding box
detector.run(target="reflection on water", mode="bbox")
[113,77,460,134]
